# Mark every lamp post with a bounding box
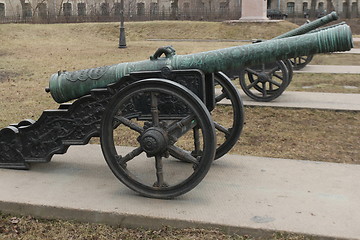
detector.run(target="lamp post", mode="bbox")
[118,0,127,48]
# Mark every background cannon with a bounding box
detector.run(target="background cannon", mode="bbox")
[224,11,340,102]
[0,24,353,198]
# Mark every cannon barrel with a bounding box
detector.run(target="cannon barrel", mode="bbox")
[49,24,353,103]
[308,21,346,34]
[272,11,339,40]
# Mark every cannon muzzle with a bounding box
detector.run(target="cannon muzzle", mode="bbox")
[49,24,353,103]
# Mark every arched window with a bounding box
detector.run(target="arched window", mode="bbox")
[351,2,358,17]
[183,2,190,18]
[342,1,349,18]
[137,2,145,16]
[220,2,229,14]
[23,3,32,18]
[38,3,47,18]
[78,3,86,16]
[171,1,178,17]
[63,3,72,16]
[101,2,109,16]
[150,2,158,15]
[196,0,205,12]
[0,3,5,18]
[303,2,308,12]
[114,3,121,16]
[303,2,309,18]
[183,2,190,12]
[287,2,295,14]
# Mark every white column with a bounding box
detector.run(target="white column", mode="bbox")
[240,0,268,20]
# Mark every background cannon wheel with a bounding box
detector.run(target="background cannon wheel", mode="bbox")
[283,59,293,86]
[213,72,244,160]
[239,60,289,102]
[101,79,216,199]
[290,55,314,70]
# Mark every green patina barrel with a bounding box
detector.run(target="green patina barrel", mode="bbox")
[49,24,353,103]
[273,11,339,40]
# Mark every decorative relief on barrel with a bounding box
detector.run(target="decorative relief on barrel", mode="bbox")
[64,66,111,82]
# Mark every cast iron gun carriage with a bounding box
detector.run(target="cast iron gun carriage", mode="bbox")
[0,24,353,198]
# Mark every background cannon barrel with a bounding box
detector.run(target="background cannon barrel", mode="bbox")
[308,21,346,34]
[273,11,339,40]
[49,24,353,103]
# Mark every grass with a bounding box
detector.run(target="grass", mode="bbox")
[99,21,299,41]
[310,53,360,66]
[225,106,360,164]
[0,22,359,240]
[0,213,314,240]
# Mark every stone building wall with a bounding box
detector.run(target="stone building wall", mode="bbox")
[269,0,360,18]
[0,0,358,20]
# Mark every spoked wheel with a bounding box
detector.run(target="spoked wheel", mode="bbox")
[239,60,289,102]
[101,79,216,199]
[213,72,244,160]
[283,59,293,86]
[290,55,314,70]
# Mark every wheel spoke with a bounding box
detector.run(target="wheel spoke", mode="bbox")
[168,145,199,165]
[214,121,230,136]
[166,114,197,140]
[193,127,201,156]
[268,66,279,74]
[262,82,267,97]
[246,79,260,90]
[114,116,143,133]
[268,78,282,87]
[151,92,159,127]
[245,68,261,76]
[154,155,166,188]
[116,147,144,165]
[269,82,273,91]
[215,91,227,103]
[273,73,284,80]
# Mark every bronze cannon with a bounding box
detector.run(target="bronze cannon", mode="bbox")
[224,11,344,101]
[0,23,353,199]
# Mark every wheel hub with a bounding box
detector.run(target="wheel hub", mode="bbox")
[258,72,270,83]
[140,127,168,156]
